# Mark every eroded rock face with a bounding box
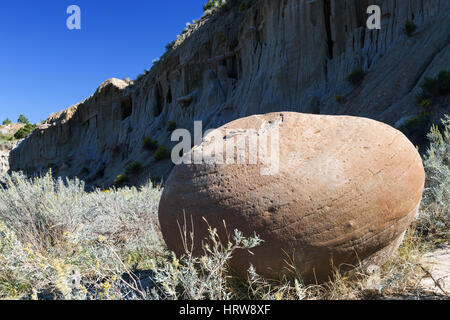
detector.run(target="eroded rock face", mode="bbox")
[9,0,450,188]
[158,112,425,282]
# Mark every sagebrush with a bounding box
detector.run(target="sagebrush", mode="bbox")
[0,173,163,299]
[416,115,450,242]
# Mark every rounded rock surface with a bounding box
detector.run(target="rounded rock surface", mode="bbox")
[158,112,425,283]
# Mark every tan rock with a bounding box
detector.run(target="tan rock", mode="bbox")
[158,112,425,283]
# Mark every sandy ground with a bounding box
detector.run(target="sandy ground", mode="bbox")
[420,244,450,297]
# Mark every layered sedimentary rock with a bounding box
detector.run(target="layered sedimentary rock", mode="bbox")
[10,0,450,187]
[158,112,426,282]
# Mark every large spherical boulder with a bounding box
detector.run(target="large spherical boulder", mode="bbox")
[158,112,425,283]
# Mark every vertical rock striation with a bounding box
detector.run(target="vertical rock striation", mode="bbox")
[10,0,450,186]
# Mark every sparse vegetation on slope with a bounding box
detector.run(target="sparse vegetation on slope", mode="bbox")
[125,162,143,175]
[17,115,30,125]
[0,116,35,141]
[14,123,36,140]
[347,68,366,85]
[418,70,450,101]
[403,20,418,37]
[399,71,450,150]
[142,137,158,152]
[154,146,170,161]
[203,0,227,13]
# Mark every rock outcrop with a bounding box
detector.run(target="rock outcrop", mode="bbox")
[158,112,426,282]
[9,0,450,187]
[0,124,24,174]
[0,144,11,174]
[0,141,20,175]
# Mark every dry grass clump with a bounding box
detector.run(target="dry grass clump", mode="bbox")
[226,228,429,300]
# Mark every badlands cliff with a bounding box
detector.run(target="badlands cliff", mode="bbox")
[9,0,450,187]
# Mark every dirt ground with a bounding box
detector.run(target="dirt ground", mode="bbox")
[420,244,450,297]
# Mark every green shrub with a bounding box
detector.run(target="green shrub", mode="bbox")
[142,137,158,151]
[437,70,450,95]
[399,116,420,134]
[203,0,212,11]
[125,162,143,175]
[0,134,13,142]
[203,0,226,12]
[17,114,30,124]
[346,68,366,85]
[154,146,170,161]
[398,109,441,151]
[2,119,11,126]
[415,90,430,104]
[335,95,345,104]
[418,70,450,102]
[113,174,130,187]
[420,77,440,97]
[203,0,216,11]
[419,99,433,110]
[416,115,450,241]
[239,0,253,11]
[166,121,177,133]
[14,123,36,140]
[403,20,417,37]
[165,41,175,51]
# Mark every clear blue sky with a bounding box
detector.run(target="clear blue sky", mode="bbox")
[0,0,205,124]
